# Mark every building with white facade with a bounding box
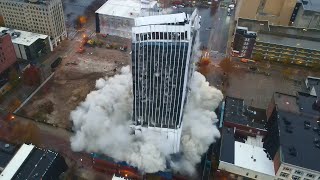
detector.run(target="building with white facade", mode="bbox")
[0,27,52,61]
[0,0,67,48]
[95,0,159,38]
[131,10,200,153]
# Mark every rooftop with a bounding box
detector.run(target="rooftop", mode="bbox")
[95,0,158,19]
[134,13,186,26]
[0,27,48,46]
[0,144,34,180]
[300,0,320,12]
[274,92,320,117]
[257,33,320,51]
[220,128,275,176]
[237,18,269,32]
[237,18,320,51]
[0,141,17,170]
[223,97,267,130]
[277,110,320,173]
[0,144,68,180]
[271,92,320,172]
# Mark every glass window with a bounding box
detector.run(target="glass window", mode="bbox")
[306,174,315,178]
[292,175,301,180]
[280,172,289,178]
[295,170,304,176]
[283,167,292,172]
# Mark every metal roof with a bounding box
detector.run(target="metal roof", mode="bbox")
[95,0,157,19]
[0,27,48,47]
[0,144,34,180]
[134,13,186,26]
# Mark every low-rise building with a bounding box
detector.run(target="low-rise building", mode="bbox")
[0,27,52,61]
[221,96,268,136]
[218,96,271,179]
[0,143,68,180]
[232,18,320,67]
[219,128,275,180]
[95,0,158,38]
[293,0,320,29]
[264,92,320,180]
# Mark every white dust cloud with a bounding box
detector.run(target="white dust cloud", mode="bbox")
[70,66,223,174]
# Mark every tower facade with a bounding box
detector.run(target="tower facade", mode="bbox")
[131,10,200,130]
[0,0,67,48]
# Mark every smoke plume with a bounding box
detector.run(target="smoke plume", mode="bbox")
[70,66,223,174]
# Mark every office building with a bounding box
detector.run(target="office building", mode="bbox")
[0,143,68,180]
[95,0,158,38]
[235,0,297,26]
[232,18,320,67]
[264,91,320,180]
[0,0,67,48]
[131,10,200,153]
[0,27,52,61]
[293,0,320,29]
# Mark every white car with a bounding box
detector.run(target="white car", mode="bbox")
[228,4,235,10]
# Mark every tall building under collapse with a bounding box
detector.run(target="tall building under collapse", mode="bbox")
[131,10,200,153]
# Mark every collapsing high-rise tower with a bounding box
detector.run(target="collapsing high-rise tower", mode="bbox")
[131,10,200,153]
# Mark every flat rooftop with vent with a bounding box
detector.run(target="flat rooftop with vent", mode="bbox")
[218,128,275,180]
[263,91,320,179]
[221,96,267,135]
[0,27,52,61]
[0,144,68,180]
[0,141,17,173]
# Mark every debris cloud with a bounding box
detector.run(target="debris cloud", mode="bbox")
[70,66,223,174]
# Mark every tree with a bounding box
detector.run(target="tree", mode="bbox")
[8,67,20,86]
[219,57,235,73]
[23,65,41,86]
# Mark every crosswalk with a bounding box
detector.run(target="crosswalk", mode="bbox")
[67,29,78,40]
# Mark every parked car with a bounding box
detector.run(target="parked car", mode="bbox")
[51,57,62,69]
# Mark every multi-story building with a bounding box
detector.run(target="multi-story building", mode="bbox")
[218,90,320,180]
[232,27,257,58]
[217,96,273,180]
[131,10,200,153]
[293,0,320,29]
[0,27,52,61]
[0,33,16,76]
[0,0,67,47]
[0,32,17,94]
[264,91,320,180]
[235,0,297,26]
[232,18,320,67]
[95,0,158,39]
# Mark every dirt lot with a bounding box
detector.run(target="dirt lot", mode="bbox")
[18,46,130,129]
